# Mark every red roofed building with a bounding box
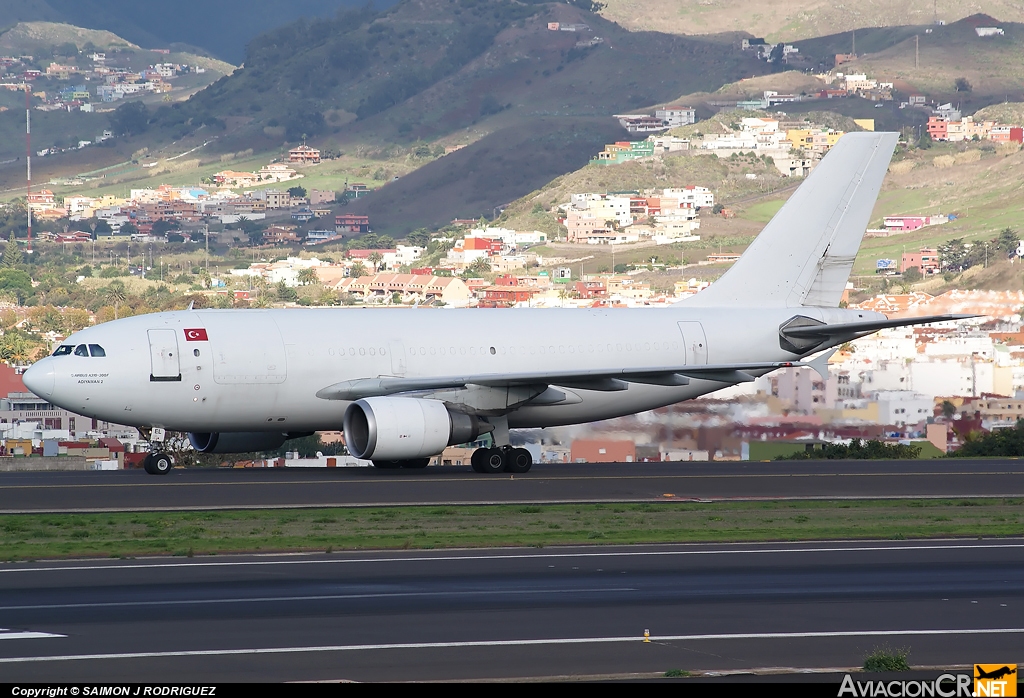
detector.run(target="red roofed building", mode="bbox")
[336,214,370,234]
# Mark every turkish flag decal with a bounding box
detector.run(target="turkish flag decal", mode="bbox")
[184,328,209,341]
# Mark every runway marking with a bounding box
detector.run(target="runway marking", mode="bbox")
[5,493,1024,515]
[2,541,1022,574]
[1,628,1022,664]
[3,470,1021,490]
[0,629,65,640]
[0,587,637,611]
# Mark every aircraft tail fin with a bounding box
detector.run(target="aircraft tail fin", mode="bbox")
[682,131,899,308]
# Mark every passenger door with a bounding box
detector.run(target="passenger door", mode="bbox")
[148,329,181,381]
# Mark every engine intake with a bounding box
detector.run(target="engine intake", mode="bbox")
[188,432,292,454]
[343,397,492,461]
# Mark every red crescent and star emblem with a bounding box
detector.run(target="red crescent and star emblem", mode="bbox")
[184,328,209,341]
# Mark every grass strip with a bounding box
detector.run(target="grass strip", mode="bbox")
[0,498,1022,561]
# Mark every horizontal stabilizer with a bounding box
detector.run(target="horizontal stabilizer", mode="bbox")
[781,314,979,339]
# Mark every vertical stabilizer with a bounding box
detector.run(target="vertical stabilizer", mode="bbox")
[682,131,898,308]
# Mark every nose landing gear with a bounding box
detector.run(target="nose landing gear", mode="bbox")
[470,446,532,474]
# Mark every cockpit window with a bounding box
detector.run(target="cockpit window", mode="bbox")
[53,345,73,356]
[74,344,89,357]
[88,344,106,357]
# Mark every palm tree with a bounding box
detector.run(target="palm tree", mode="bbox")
[104,280,127,320]
[367,252,383,271]
[297,267,319,286]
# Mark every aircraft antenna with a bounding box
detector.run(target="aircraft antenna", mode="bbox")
[25,86,32,255]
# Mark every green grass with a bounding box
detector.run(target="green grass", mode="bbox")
[0,499,1020,561]
[863,645,912,672]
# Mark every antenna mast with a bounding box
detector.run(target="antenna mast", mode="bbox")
[25,86,32,255]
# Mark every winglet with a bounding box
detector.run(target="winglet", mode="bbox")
[806,348,838,381]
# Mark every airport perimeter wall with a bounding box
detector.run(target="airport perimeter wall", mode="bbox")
[0,456,92,471]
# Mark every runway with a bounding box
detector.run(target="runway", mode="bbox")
[0,460,1022,513]
[0,540,1020,681]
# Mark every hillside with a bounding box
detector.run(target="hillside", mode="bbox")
[825,16,1024,101]
[181,0,769,147]
[598,0,1024,43]
[0,0,392,63]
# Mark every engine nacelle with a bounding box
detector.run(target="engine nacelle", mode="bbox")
[343,397,492,461]
[188,432,290,454]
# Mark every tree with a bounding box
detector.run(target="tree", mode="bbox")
[0,268,33,303]
[954,77,973,93]
[367,252,383,270]
[104,280,128,320]
[941,400,957,419]
[296,267,320,286]
[406,229,431,247]
[108,101,149,137]
[151,219,180,236]
[997,228,1020,257]
[119,222,138,237]
[349,262,368,278]
[287,186,307,198]
[768,43,785,63]
[917,129,933,150]
[938,238,969,271]
[2,233,22,268]
[902,266,922,283]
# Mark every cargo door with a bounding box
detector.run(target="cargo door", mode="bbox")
[148,329,181,381]
[677,321,708,365]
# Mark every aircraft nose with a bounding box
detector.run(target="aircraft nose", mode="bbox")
[22,360,54,399]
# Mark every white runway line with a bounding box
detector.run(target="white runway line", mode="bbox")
[0,629,65,640]
[1,628,1022,663]
[0,587,637,612]
[2,541,1023,574]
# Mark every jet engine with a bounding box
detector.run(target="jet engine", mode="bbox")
[343,397,492,461]
[188,432,292,454]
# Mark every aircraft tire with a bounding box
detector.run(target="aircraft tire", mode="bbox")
[372,460,404,469]
[150,453,173,475]
[401,458,430,469]
[479,448,506,474]
[470,448,487,473]
[506,448,532,473]
[142,454,156,474]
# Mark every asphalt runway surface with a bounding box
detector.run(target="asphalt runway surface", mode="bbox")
[0,460,1022,513]
[0,540,1020,681]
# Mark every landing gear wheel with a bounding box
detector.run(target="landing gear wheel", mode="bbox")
[142,453,155,474]
[148,453,172,475]
[470,448,487,473]
[506,448,532,474]
[480,448,506,474]
[372,460,404,469]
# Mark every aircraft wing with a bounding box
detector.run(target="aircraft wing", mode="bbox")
[316,360,811,401]
[781,314,979,339]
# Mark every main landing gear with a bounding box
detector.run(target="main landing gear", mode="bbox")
[470,446,532,474]
[143,453,173,475]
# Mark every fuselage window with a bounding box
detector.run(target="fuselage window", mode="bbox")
[88,344,106,357]
[74,344,89,357]
[53,345,73,356]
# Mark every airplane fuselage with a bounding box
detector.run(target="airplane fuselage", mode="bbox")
[27,305,881,433]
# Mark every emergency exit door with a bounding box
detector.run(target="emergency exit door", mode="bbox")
[677,321,708,365]
[148,329,181,381]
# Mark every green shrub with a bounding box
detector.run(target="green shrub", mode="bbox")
[863,646,910,672]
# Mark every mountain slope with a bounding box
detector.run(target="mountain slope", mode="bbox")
[598,0,1024,42]
[0,0,399,63]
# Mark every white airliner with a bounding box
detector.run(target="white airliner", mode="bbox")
[23,132,967,474]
